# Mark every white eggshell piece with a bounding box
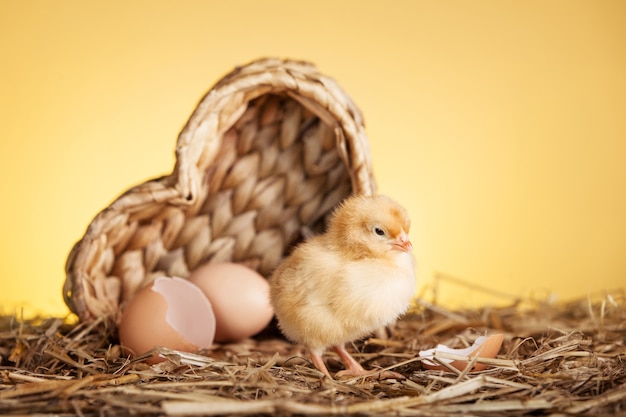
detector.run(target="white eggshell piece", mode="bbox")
[419,334,504,371]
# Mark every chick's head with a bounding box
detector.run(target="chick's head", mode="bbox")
[327,194,412,260]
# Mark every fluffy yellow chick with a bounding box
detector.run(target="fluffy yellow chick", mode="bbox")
[269,194,415,379]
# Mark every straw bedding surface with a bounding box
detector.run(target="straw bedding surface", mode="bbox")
[1,288,624,416]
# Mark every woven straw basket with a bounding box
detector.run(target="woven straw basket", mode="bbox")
[63,58,377,326]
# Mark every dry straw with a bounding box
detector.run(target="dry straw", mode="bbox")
[1,288,624,415]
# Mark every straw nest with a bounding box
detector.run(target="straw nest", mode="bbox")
[1,283,624,416]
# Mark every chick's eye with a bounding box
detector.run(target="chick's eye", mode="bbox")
[373,227,386,236]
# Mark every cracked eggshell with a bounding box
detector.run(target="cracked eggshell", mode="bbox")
[419,333,504,372]
[189,262,274,342]
[118,276,216,364]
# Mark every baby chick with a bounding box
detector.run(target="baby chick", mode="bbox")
[269,194,415,379]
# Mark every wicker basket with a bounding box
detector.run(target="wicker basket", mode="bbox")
[63,58,377,326]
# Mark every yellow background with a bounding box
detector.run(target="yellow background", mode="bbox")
[1,1,625,318]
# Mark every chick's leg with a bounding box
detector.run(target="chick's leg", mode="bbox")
[333,345,368,377]
[309,351,332,378]
[333,345,405,380]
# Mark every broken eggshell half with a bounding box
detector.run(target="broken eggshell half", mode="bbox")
[118,276,216,364]
[419,333,504,372]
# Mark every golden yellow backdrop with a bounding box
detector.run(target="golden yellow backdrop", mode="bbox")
[1,1,625,317]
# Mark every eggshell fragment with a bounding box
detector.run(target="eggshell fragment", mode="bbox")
[118,276,216,364]
[419,334,504,372]
[189,262,274,342]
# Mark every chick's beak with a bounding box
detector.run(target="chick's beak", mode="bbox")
[392,231,412,253]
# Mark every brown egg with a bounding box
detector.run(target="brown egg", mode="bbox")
[188,262,274,342]
[419,333,504,372]
[118,276,216,364]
